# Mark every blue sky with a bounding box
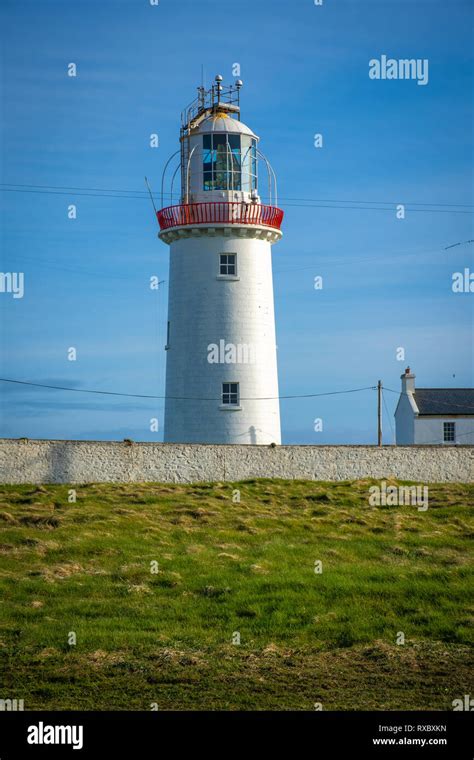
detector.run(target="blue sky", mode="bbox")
[0,0,472,444]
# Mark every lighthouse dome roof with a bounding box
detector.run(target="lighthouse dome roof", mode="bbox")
[192,112,258,140]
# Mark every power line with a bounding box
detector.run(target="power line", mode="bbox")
[1,184,473,214]
[3,377,472,443]
[2,183,473,208]
[0,183,152,195]
[0,187,152,201]
[274,197,474,209]
[2,379,471,409]
[0,377,375,402]
[444,239,474,250]
[273,245,440,273]
[273,239,473,274]
[282,204,472,215]
[1,242,463,278]
[5,242,467,279]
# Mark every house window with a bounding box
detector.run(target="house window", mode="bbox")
[219,253,237,276]
[222,382,239,406]
[443,421,455,443]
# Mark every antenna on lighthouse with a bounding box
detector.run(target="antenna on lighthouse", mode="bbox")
[215,73,223,105]
[198,64,205,108]
[235,79,243,108]
[144,176,159,227]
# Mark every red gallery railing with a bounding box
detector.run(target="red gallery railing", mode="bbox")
[157,202,284,232]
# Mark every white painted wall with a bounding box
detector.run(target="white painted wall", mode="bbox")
[395,393,415,444]
[414,417,474,445]
[1,440,472,484]
[163,232,281,444]
[395,405,474,445]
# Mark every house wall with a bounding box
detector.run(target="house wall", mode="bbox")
[414,417,474,445]
[395,393,415,444]
[0,439,472,484]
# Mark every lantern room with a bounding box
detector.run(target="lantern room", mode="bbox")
[185,112,258,202]
[157,75,282,235]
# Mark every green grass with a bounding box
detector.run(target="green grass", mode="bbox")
[0,478,472,710]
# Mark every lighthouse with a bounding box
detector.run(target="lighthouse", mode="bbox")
[157,75,283,444]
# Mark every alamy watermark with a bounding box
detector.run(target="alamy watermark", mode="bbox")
[27,722,83,750]
[452,268,474,293]
[0,698,24,711]
[452,695,473,710]
[368,481,428,511]
[0,272,24,299]
[207,340,256,364]
[369,55,429,86]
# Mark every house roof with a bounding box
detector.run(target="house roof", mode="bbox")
[413,388,474,416]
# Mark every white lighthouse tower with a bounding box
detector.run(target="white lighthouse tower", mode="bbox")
[157,75,283,444]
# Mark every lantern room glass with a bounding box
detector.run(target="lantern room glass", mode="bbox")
[202,134,257,192]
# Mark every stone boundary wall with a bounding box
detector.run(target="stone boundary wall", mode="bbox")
[0,439,472,484]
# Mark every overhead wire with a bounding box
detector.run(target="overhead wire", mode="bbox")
[0,377,375,403]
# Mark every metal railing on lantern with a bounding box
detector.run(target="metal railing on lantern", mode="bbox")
[156,202,284,232]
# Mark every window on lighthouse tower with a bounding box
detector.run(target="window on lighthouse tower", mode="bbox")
[222,383,239,406]
[219,253,236,276]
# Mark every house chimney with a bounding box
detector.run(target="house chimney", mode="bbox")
[401,366,415,395]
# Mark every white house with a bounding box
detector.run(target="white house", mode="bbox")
[395,367,474,445]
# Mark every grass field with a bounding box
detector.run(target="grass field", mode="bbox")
[0,479,472,710]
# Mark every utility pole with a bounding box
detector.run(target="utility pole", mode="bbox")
[377,380,383,446]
